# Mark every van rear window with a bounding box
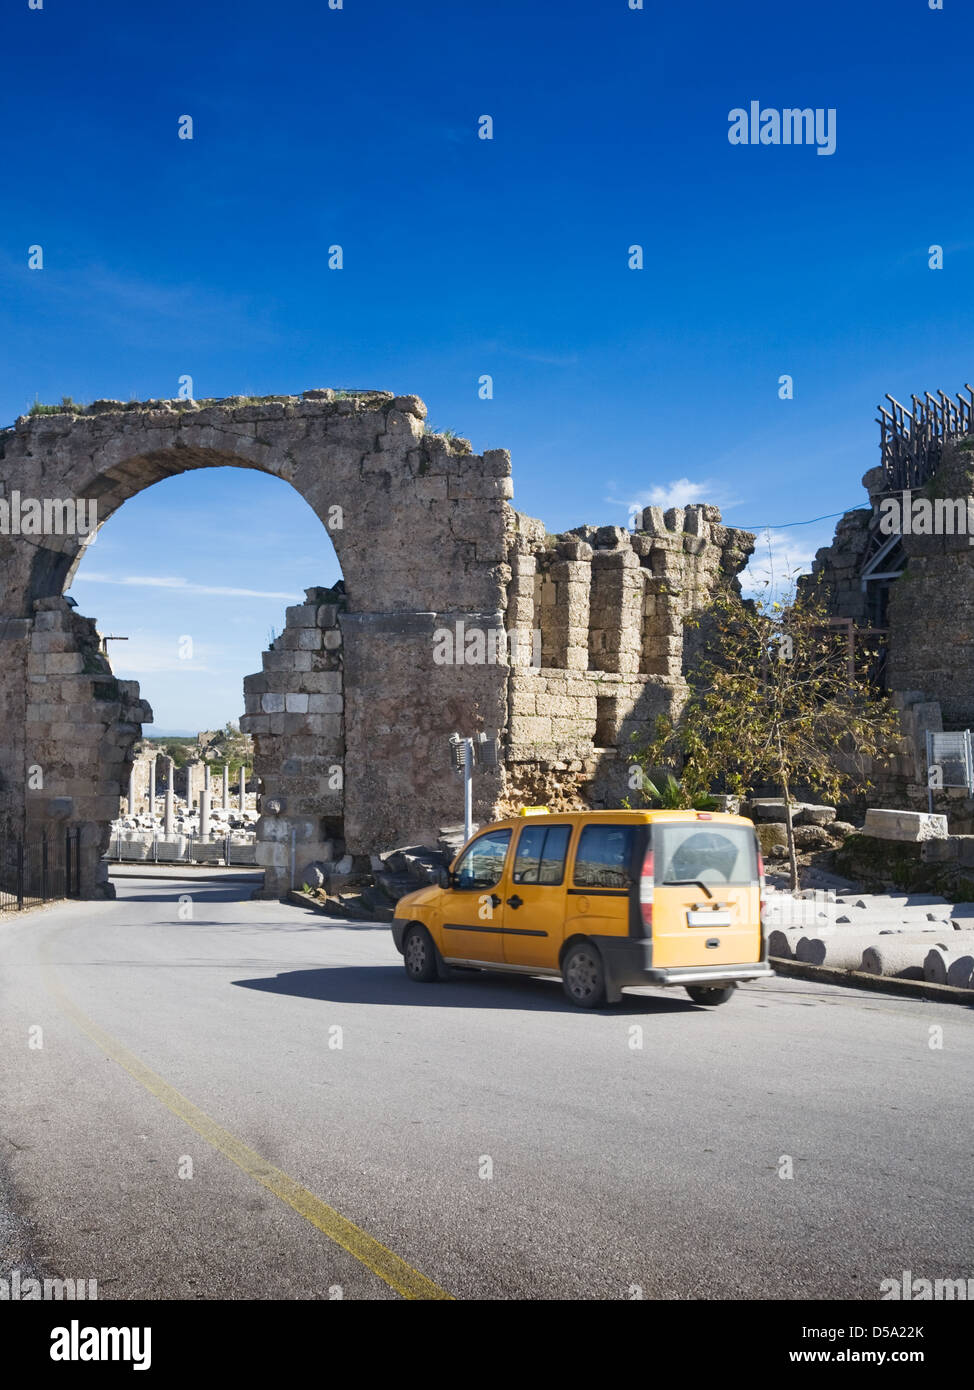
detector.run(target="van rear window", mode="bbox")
[654,823,758,886]
[573,825,636,889]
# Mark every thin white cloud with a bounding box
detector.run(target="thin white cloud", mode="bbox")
[71,573,302,601]
[503,347,581,367]
[741,528,827,598]
[607,477,742,525]
[103,635,215,676]
[636,478,720,510]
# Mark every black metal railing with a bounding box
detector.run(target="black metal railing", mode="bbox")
[878,384,974,492]
[110,831,257,866]
[0,828,81,910]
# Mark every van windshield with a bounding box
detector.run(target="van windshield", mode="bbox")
[654,823,758,886]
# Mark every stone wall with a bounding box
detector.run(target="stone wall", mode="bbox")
[811,443,974,726]
[0,391,511,895]
[23,597,151,895]
[500,503,755,815]
[0,390,759,898]
[241,586,346,896]
[809,440,974,824]
[884,446,974,727]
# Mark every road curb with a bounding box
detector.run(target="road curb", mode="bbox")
[771,956,974,1006]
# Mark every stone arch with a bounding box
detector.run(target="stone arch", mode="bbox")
[0,391,513,895]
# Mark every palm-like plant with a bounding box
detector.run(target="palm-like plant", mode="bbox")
[637,772,719,812]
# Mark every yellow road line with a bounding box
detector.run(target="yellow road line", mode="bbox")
[41,952,453,1301]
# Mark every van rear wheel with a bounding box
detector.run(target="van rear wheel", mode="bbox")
[403,924,440,983]
[562,942,607,1008]
[685,984,735,1006]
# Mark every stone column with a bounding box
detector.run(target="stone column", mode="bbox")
[204,763,211,794]
[239,766,246,812]
[128,766,137,816]
[589,549,643,674]
[199,788,211,841]
[222,763,229,811]
[149,758,156,818]
[164,759,175,836]
[540,555,592,669]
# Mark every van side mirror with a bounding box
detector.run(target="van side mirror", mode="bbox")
[438,867,453,889]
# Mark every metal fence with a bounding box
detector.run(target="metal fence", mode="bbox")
[0,828,81,910]
[878,384,974,492]
[110,832,257,867]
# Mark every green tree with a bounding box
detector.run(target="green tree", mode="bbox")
[202,721,253,782]
[159,740,192,769]
[632,576,901,891]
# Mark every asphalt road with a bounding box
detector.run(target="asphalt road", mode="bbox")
[1,872,971,1301]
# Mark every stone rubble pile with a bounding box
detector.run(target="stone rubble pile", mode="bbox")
[742,798,858,858]
[296,836,456,922]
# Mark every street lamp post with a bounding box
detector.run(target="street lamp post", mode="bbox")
[449,731,498,843]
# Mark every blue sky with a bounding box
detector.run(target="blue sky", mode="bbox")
[2,0,972,731]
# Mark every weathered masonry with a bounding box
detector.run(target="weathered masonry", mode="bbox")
[809,383,974,827]
[0,391,754,897]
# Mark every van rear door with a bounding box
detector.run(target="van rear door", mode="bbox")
[565,822,642,945]
[649,818,761,969]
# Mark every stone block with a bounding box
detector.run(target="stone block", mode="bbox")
[862,809,948,842]
[286,604,319,628]
[921,837,963,864]
[303,671,342,693]
[240,714,270,735]
[255,841,288,868]
[509,716,552,742]
[749,799,806,822]
[756,823,789,852]
[308,693,343,714]
[307,715,342,738]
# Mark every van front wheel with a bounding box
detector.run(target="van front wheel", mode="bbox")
[562,942,607,1008]
[685,984,735,1006]
[403,925,440,983]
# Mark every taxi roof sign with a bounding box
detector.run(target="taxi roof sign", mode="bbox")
[519,806,550,816]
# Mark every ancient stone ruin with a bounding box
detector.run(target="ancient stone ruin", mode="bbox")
[810,384,974,829]
[0,390,755,896]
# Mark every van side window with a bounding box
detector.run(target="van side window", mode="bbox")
[512,825,571,886]
[573,825,636,889]
[453,829,512,890]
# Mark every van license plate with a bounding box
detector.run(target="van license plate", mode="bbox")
[687,911,732,927]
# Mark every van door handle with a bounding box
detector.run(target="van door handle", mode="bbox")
[506,895,523,909]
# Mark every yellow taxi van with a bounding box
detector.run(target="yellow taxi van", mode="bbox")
[391,808,774,1007]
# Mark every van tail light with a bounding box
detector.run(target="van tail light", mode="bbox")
[640,848,654,932]
[757,848,766,922]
